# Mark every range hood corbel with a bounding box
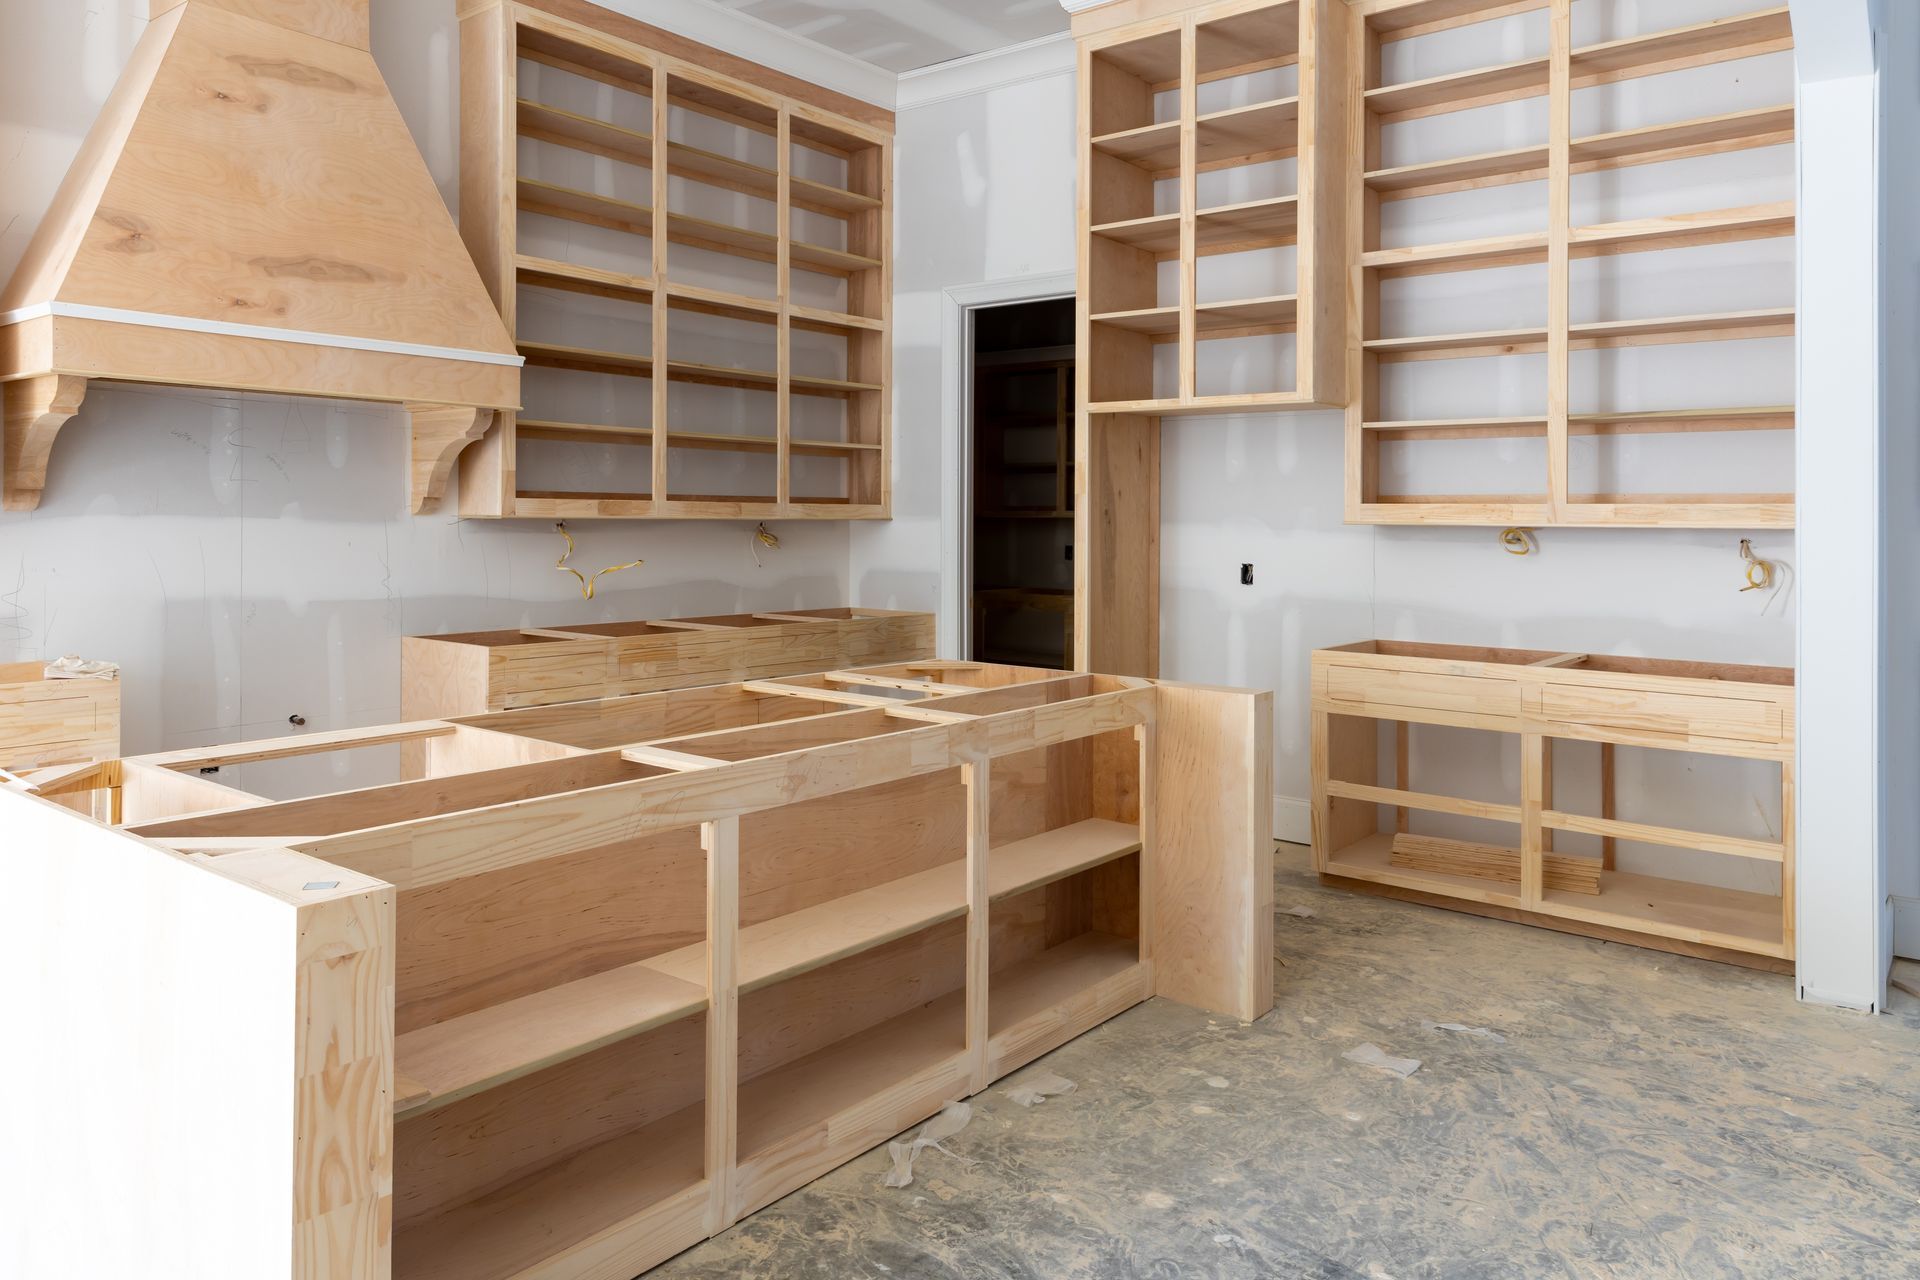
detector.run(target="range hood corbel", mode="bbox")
[0,0,521,514]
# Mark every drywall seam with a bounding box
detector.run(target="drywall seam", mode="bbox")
[595,0,899,108]
[897,32,1076,111]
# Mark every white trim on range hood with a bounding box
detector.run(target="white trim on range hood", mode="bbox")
[0,302,526,367]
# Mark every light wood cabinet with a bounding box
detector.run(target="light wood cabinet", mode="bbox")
[13,660,1271,1279]
[402,607,934,717]
[1073,0,1352,674]
[0,663,118,773]
[457,0,892,520]
[1312,639,1795,969]
[1344,0,1796,526]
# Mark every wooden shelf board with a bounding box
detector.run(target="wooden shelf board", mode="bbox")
[1366,143,1548,200]
[789,302,885,335]
[791,175,884,217]
[1091,118,1182,171]
[1361,230,1549,277]
[394,962,706,1118]
[517,419,653,447]
[1196,97,1301,167]
[1352,499,1791,528]
[642,820,1136,997]
[516,254,653,305]
[1196,196,1299,253]
[1087,390,1328,416]
[1091,305,1180,337]
[1364,408,1793,440]
[517,179,878,276]
[1368,10,1792,122]
[1091,211,1182,255]
[1367,105,1795,201]
[645,863,968,994]
[512,492,654,518]
[662,282,779,326]
[518,98,652,168]
[1195,4,1301,81]
[991,819,1141,899]
[1571,203,1794,257]
[988,931,1147,1041]
[737,993,967,1159]
[1571,8,1792,87]
[1365,0,1552,42]
[520,342,880,396]
[1569,104,1795,171]
[1324,832,1526,907]
[393,1101,706,1280]
[1365,310,1793,361]
[1366,54,1550,121]
[1543,869,1786,956]
[1197,294,1299,333]
[1091,29,1183,87]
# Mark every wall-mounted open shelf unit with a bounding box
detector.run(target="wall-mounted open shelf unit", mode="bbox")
[458,0,892,520]
[1346,0,1797,526]
[15,659,1272,1278]
[1311,639,1794,969]
[1074,0,1349,676]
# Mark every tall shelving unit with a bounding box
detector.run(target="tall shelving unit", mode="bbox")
[1074,0,1351,674]
[1345,0,1796,526]
[973,356,1075,669]
[458,0,892,520]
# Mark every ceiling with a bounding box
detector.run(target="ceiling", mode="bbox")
[696,0,1070,74]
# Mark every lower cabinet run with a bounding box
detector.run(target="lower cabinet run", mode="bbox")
[1310,640,1795,970]
[9,661,1271,1280]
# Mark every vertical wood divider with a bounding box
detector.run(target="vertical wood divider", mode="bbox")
[1394,719,1410,833]
[1546,0,1572,515]
[963,755,992,1093]
[1600,740,1617,868]
[1520,732,1545,907]
[703,816,740,1234]
[777,107,793,510]
[650,59,672,509]
[1179,19,1199,401]
[1135,715,1157,965]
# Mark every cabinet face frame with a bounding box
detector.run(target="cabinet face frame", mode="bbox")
[15,659,1271,1280]
[1073,0,1351,676]
[1310,639,1795,969]
[457,0,894,521]
[1343,0,1797,527]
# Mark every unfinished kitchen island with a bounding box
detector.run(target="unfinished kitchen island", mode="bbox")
[6,660,1271,1280]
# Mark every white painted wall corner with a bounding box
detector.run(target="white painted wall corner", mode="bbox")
[1276,797,1310,847]
[1893,895,1920,960]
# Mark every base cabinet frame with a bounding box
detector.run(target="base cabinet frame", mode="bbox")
[6,660,1270,1280]
[1311,640,1794,969]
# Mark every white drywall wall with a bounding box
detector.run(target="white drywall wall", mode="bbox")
[1879,0,1920,960]
[873,0,1798,892]
[0,1,853,797]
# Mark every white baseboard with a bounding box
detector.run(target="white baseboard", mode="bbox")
[1893,895,1920,960]
[1275,796,1310,846]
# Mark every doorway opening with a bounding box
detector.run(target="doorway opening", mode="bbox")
[968,297,1076,669]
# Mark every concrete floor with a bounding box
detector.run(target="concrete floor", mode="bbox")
[655,843,1920,1278]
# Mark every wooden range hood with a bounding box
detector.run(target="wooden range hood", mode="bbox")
[0,0,521,513]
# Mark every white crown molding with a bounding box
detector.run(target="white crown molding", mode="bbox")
[897,31,1076,110]
[591,0,899,109]
[1058,0,1113,12]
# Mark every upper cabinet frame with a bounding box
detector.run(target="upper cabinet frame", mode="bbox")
[1344,0,1796,527]
[1079,0,1353,415]
[457,0,894,520]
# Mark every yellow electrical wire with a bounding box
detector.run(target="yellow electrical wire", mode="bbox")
[553,522,643,600]
[750,522,779,568]
[1500,527,1538,556]
[1739,539,1775,593]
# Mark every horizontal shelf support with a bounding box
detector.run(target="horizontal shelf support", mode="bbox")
[1542,809,1785,862]
[1326,779,1522,824]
